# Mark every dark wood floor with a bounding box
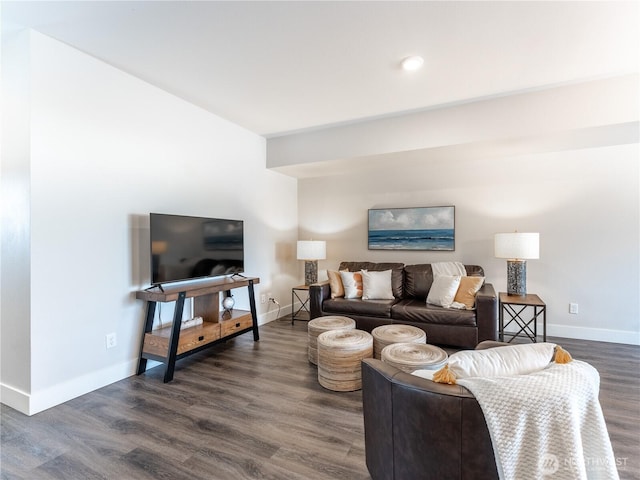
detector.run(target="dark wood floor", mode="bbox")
[1,318,639,479]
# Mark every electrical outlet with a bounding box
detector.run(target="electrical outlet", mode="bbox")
[569,303,579,314]
[106,332,117,349]
[260,294,267,304]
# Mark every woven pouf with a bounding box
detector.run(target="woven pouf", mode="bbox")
[381,342,448,373]
[371,324,427,359]
[307,316,356,365]
[317,329,373,392]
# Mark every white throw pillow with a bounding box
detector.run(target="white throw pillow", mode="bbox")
[361,270,394,300]
[426,275,461,308]
[446,343,556,379]
[339,271,363,299]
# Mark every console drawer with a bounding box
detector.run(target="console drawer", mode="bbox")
[177,322,221,354]
[221,313,253,337]
[143,322,221,357]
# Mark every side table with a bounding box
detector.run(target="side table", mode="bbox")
[291,285,311,324]
[499,292,546,343]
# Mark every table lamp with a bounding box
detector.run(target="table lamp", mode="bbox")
[494,232,539,296]
[297,240,326,285]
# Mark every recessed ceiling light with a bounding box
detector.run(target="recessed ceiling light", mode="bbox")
[401,55,424,72]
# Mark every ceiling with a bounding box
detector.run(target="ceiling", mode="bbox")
[3,1,639,137]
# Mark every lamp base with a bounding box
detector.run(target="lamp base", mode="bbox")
[506,260,527,296]
[304,260,319,286]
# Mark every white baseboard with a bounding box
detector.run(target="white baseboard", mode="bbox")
[259,302,291,324]
[2,311,290,415]
[0,383,30,415]
[1,358,139,416]
[546,323,640,345]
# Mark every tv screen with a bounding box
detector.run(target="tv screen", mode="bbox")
[150,213,244,286]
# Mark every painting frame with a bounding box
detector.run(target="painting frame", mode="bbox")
[368,206,455,251]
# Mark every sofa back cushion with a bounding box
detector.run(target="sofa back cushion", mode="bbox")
[339,262,404,298]
[404,264,485,299]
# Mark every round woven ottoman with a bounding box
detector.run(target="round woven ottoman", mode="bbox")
[307,316,356,365]
[371,324,427,359]
[381,343,448,373]
[317,329,373,392]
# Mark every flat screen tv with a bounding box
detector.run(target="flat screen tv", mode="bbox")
[150,213,244,286]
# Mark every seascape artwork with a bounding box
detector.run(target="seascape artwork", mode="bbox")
[368,206,455,251]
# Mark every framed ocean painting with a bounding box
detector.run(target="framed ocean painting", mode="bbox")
[368,206,455,251]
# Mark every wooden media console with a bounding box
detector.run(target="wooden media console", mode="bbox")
[135,276,260,382]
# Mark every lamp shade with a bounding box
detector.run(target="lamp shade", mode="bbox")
[297,240,326,260]
[494,233,539,260]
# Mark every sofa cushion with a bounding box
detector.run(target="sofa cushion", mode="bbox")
[426,275,461,307]
[340,271,363,298]
[404,264,434,298]
[339,262,404,298]
[362,270,394,300]
[392,299,476,326]
[327,269,346,298]
[454,276,486,309]
[405,264,486,299]
[323,298,396,318]
[465,265,485,277]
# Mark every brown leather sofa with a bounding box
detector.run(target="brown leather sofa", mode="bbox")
[361,341,506,480]
[309,262,498,348]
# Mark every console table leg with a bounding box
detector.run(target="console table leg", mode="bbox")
[164,291,186,383]
[248,279,259,341]
[137,301,157,375]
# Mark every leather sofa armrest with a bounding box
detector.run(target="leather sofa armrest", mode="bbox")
[309,281,330,319]
[363,358,476,398]
[361,359,395,480]
[362,358,493,480]
[476,282,498,343]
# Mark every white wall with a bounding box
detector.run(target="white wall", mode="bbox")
[297,143,639,345]
[1,31,298,415]
[1,27,32,407]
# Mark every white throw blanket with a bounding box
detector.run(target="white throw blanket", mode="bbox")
[458,361,619,480]
[431,261,467,277]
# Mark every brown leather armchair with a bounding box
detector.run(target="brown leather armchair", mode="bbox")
[361,341,506,480]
